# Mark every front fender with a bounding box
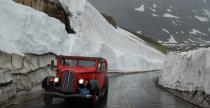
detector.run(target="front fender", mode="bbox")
[42,76,54,89]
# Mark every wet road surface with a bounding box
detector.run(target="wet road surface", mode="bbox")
[8,71,199,108]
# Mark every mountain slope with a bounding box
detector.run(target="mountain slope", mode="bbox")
[89,0,210,44]
[0,0,165,72]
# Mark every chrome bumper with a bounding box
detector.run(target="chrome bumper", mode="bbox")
[43,91,92,99]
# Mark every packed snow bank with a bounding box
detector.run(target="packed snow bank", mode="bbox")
[0,51,56,107]
[60,1,165,71]
[159,48,210,93]
[0,0,164,72]
[0,0,72,55]
[159,48,210,107]
[59,0,86,16]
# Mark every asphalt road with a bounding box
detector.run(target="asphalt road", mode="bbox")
[8,71,199,108]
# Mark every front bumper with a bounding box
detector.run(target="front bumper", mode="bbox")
[43,91,92,99]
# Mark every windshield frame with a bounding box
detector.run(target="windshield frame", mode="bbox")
[59,58,97,68]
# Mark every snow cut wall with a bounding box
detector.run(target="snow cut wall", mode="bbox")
[159,48,210,93]
[0,0,164,72]
[159,48,210,108]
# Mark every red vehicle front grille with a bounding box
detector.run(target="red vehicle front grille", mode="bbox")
[61,71,75,93]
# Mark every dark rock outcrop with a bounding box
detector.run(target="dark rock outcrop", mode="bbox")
[101,13,117,29]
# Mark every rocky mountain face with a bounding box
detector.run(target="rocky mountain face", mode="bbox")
[89,0,210,44]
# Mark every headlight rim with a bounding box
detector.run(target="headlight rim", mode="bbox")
[78,78,85,84]
[53,77,60,83]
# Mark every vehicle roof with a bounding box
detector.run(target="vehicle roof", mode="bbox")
[58,55,106,61]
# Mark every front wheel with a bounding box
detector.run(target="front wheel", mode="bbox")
[102,88,108,105]
[89,80,99,108]
[44,94,53,106]
[89,94,98,108]
[102,77,109,104]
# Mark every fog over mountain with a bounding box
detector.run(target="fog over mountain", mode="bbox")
[89,0,210,44]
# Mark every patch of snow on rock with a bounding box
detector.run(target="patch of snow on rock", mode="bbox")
[203,9,210,18]
[167,9,172,12]
[171,20,177,25]
[153,4,157,8]
[189,28,208,35]
[135,4,145,12]
[188,38,194,43]
[162,28,177,43]
[158,40,163,43]
[136,31,142,34]
[162,28,170,34]
[149,8,156,12]
[168,35,177,43]
[152,14,159,17]
[163,13,180,19]
[194,15,209,22]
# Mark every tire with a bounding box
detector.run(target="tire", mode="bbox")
[89,94,98,108]
[42,77,49,89]
[103,88,108,105]
[102,77,109,105]
[89,80,99,108]
[44,94,53,106]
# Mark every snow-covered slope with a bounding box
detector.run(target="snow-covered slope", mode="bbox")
[159,48,210,94]
[0,0,164,72]
[0,0,72,55]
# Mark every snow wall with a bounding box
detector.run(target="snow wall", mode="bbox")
[159,48,210,108]
[0,0,164,72]
[0,51,56,107]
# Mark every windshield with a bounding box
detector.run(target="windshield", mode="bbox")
[60,59,96,68]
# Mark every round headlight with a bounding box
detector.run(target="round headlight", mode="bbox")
[78,79,84,84]
[53,77,59,83]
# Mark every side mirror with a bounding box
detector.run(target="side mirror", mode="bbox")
[97,63,101,72]
[50,60,55,69]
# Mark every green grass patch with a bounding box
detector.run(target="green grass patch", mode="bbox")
[124,28,170,54]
